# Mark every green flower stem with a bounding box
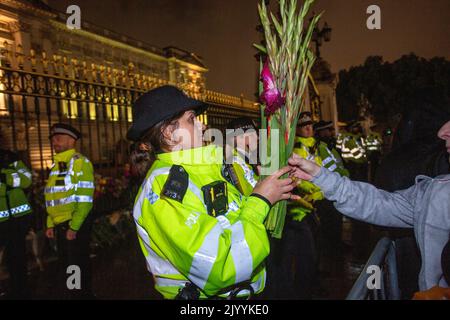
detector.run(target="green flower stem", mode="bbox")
[256,0,320,238]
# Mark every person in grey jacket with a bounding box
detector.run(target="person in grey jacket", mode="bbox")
[287,120,450,291]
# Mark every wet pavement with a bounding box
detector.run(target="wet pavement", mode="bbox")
[24,236,158,300]
[314,218,382,299]
[0,218,383,300]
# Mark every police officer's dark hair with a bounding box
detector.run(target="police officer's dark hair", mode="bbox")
[129,110,184,179]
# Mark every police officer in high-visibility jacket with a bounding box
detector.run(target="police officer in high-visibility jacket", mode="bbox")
[280,111,324,299]
[0,148,33,298]
[365,130,382,154]
[365,125,383,181]
[314,120,349,178]
[341,121,368,181]
[127,86,296,299]
[267,112,326,299]
[314,120,350,256]
[339,122,370,256]
[339,122,364,162]
[292,114,337,221]
[225,117,260,197]
[45,123,94,299]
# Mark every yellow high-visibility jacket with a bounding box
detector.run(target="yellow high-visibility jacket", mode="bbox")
[134,145,270,299]
[45,148,94,231]
[0,152,32,222]
[291,136,324,222]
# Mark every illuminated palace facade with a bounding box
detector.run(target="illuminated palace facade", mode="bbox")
[0,0,337,174]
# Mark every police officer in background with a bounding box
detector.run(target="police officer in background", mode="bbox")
[314,120,349,177]
[225,117,259,196]
[267,112,323,299]
[314,121,350,261]
[45,123,95,299]
[0,144,33,299]
[343,121,368,181]
[315,121,337,149]
[365,124,383,182]
[339,121,372,258]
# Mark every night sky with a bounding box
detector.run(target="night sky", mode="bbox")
[48,0,450,100]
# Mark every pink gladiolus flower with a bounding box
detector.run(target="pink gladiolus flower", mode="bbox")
[260,60,284,114]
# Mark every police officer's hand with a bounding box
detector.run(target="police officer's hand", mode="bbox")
[45,228,54,239]
[287,153,321,181]
[253,166,299,206]
[66,229,77,241]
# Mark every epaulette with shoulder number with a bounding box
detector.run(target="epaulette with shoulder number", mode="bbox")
[161,165,189,203]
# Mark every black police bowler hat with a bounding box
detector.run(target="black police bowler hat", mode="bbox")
[127,85,207,141]
[297,111,314,127]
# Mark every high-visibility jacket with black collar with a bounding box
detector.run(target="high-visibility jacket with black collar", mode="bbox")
[291,136,324,221]
[133,144,270,299]
[365,131,383,154]
[0,151,32,222]
[231,148,259,197]
[317,137,350,178]
[45,148,94,231]
[340,133,367,164]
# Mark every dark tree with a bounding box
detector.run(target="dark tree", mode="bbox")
[336,54,450,126]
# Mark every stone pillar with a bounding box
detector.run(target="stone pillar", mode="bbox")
[9,20,32,70]
[317,77,339,132]
[167,57,178,86]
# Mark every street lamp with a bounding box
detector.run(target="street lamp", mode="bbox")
[311,17,332,58]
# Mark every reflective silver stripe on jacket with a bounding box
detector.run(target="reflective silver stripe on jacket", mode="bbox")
[188,180,207,211]
[12,173,20,187]
[49,170,67,176]
[77,181,95,189]
[137,167,171,212]
[17,168,32,179]
[45,181,94,194]
[136,223,182,276]
[233,155,257,188]
[327,163,337,172]
[321,157,334,166]
[45,195,93,207]
[189,223,222,290]
[154,277,188,288]
[45,185,72,193]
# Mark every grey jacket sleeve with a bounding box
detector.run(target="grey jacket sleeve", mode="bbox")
[311,167,415,228]
[415,175,450,289]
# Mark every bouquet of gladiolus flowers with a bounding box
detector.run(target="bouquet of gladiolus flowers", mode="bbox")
[255,0,321,238]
